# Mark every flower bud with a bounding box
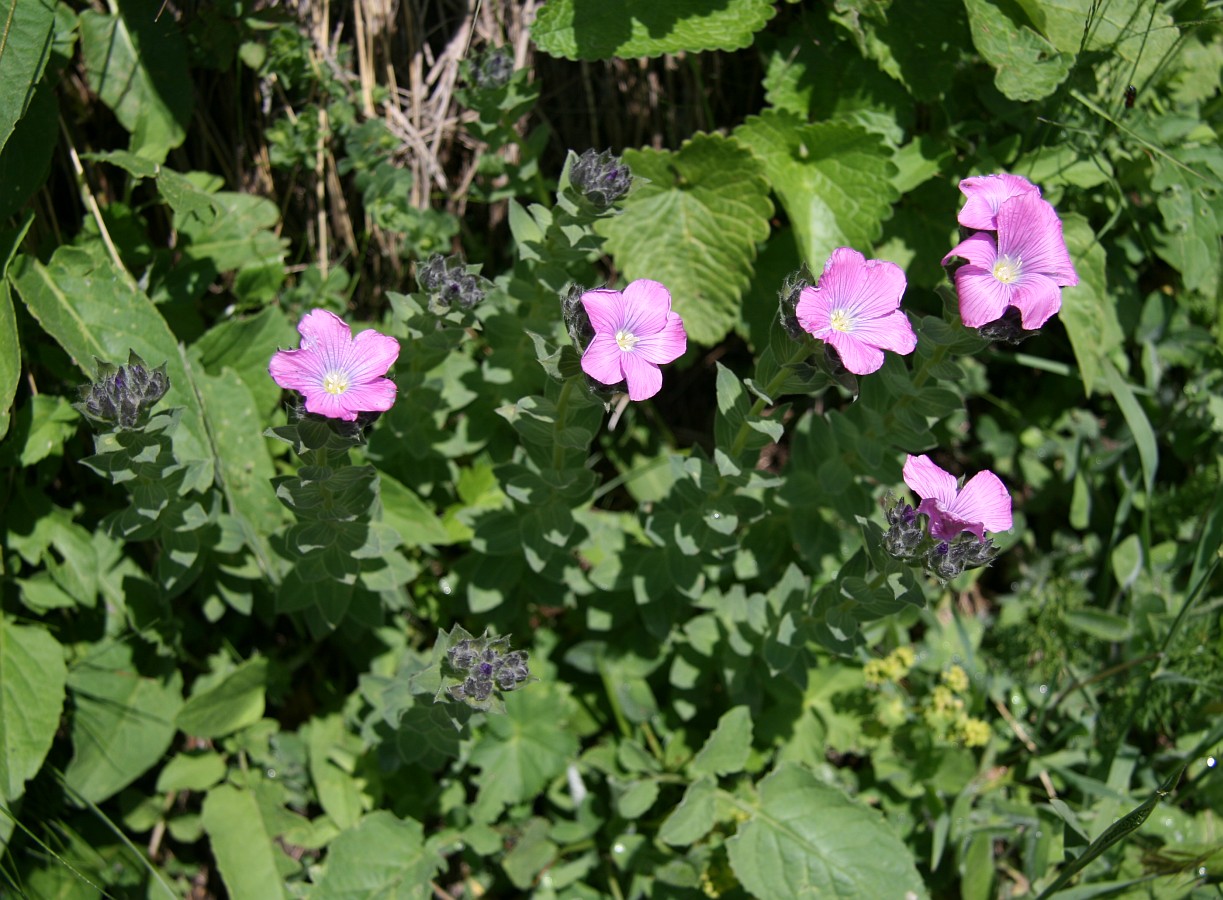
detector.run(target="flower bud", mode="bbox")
[976,307,1037,345]
[443,630,532,708]
[882,500,924,562]
[778,268,813,341]
[417,253,488,310]
[75,351,169,429]
[569,149,633,209]
[472,46,514,90]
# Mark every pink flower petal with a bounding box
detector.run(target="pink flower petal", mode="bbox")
[619,279,673,336]
[580,333,625,386]
[953,266,1012,328]
[1009,274,1063,329]
[580,289,627,335]
[903,455,959,508]
[620,351,663,401]
[794,285,832,333]
[303,389,360,421]
[339,378,398,414]
[996,194,1078,287]
[957,174,1041,230]
[850,309,917,355]
[826,331,883,374]
[634,311,687,364]
[943,231,997,269]
[948,470,1013,535]
[297,309,352,353]
[269,348,326,393]
[347,329,401,382]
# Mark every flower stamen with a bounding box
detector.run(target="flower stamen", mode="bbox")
[829,309,854,333]
[991,255,1021,284]
[322,371,350,395]
[615,329,639,352]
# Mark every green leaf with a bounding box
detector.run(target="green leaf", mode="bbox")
[690,706,753,777]
[726,763,925,899]
[658,775,718,846]
[1033,0,1178,89]
[9,246,214,491]
[192,305,297,414]
[0,74,58,221]
[962,0,1072,101]
[1059,214,1122,398]
[532,0,775,60]
[469,682,580,822]
[735,113,897,277]
[0,619,66,804]
[0,0,56,156]
[1101,359,1158,497]
[155,751,227,793]
[65,641,183,804]
[597,134,773,345]
[616,780,661,819]
[313,811,443,899]
[176,657,268,739]
[380,472,452,547]
[1065,609,1133,643]
[78,0,193,162]
[0,214,31,440]
[1153,148,1223,303]
[201,785,290,900]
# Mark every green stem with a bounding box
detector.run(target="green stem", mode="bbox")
[727,341,813,460]
[910,343,948,391]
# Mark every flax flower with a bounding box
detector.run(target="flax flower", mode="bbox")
[955,173,1041,230]
[579,279,687,401]
[903,454,1013,541]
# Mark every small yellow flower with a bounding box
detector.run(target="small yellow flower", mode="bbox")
[958,716,992,747]
[942,664,970,694]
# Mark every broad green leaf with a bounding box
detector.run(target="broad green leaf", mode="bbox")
[1065,608,1134,642]
[201,785,289,900]
[962,0,1073,101]
[176,190,286,279]
[306,715,366,831]
[1152,148,1223,303]
[313,811,443,899]
[79,0,192,162]
[176,657,268,739]
[156,751,227,793]
[616,780,661,819]
[735,113,897,277]
[0,620,66,804]
[380,472,452,547]
[0,76,57,221]
[469,681,580,822]
[9,246,214,491]
[192,305,297,415]
[1059,214,1121,397]
[726,763,925,899]
[502,818,557,891]
[1033,0,1178,89]
[690,705,753,777]
[0,214,31,440]
[65,641,183,804]
[597,134,773,345]
[0,0,55,155]
[658,775,718,846]
[532,0,775,60]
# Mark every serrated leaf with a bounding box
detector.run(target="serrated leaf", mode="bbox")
[176,657,267,739]
[597,134,772,345]
[690,706,753,777]
[1153,148,1223,302]
[735,113,897,277]
[532,0,775,60]
[65,641,183,804]
[0,620,66,804]
[0,0,56,156]
[1059,214,1121,398]
[962,0,1072,101]
[726,763,925,899]
[79,0,193,163]
[313,811,443,899]
[201,785,289,900]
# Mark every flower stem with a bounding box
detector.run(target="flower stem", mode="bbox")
[552,376,577,470]
[727,341,813,460]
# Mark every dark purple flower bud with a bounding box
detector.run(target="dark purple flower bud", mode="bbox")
[472,47,514,90]
[75,351,170,430]
[570,149,633,209]
[976,307,1038,345]
[778,268,814,342]
[417,253,488,310]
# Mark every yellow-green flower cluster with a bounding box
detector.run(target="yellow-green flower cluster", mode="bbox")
[921,665,991,747]
[864,646,916,686]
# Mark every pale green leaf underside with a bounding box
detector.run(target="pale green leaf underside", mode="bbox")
[532,0,775,60]
[734,112,898,276]
[0,620,66,802]
[727,763,926,899]
[597,133,773,346]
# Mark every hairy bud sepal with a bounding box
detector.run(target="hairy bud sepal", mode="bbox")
[75,351,170,431]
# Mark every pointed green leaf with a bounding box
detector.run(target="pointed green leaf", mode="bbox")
[0,620,66,803]
[201,785,289,900]
[597,134,772,345]
[690,706,753,777]
[313,811,443,899]
[532,0,775,60]
[658,775,718,846]
[1059,214,1120,398]
[735,113,897,277]
[176,657,268,739]
[726,763,925,899]
[0,0,56,155]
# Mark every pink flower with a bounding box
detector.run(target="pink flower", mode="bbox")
[956,174,1041,230]
[943,193,1078,330]
[580,279,687,401]
[903,454,1013,541]
[269,309,400,421]
[794,247,917,375]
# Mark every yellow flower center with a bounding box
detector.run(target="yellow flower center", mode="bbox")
[992,256,1021,284]
[322,371,350,395]
[615,329,639,351]
[829,309,853,333]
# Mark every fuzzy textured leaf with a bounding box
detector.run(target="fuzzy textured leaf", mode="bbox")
[597,134,773,345]
[735,113,898,275]
[726,763,925,899]
[532,0,775,60]
[0,620,66,804]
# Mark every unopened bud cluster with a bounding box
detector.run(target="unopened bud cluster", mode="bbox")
[975,307,1037,345]
[471,47,514,90]
[882,498,998,581]
[75,351,169,429]
[777,269,813,342]
[569,149,632,210]
[417,254,488,310]
[446,633,531,706]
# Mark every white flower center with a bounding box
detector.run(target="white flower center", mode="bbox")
[615,329,639,352]
[829,309,853,333]
[322,371,350,395]
[992,255,1021,284]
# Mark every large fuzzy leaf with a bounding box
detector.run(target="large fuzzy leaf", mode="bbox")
[962,0,1073,101]
[313,812,443,899]
[735,112,898,275]
[597,134,773,346]
[533,0,775,60]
